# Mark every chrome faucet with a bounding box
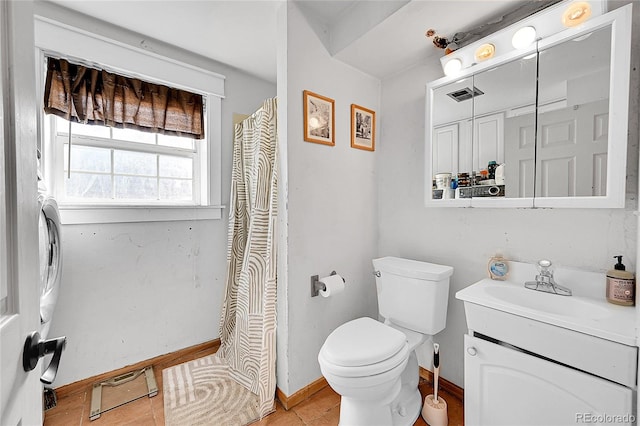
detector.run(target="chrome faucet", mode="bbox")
[524,259,572,296]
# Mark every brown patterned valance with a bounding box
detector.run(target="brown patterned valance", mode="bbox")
[43,57,204,139]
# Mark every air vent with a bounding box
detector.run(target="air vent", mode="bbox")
[447,87,484,102]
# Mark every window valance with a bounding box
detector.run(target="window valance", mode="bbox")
[43,57,204,139]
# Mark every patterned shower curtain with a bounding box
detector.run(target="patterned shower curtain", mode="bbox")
[218,97,278,418]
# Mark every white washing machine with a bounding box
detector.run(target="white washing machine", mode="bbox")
[24,159,66,401]
[37,192,62,340]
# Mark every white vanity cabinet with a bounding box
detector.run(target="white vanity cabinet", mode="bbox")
[457,264,638,426]
[464,334,634,426]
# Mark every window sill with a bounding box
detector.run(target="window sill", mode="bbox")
[59,205,225,225]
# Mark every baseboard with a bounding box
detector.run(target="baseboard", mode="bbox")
[419,366,464,401]
[54,339,220,400]
[276,376,328,410]
[276,368,462,410]
[54,342,461,410]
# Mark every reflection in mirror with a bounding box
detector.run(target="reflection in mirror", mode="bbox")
[430,57,538,200]
[536,25,611,198]
[474,56,537,199]
[431,77,474,199]
[426,4,630,208]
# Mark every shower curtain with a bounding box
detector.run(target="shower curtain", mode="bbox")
[218,97,278,418]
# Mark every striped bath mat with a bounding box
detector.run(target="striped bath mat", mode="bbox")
[163,354,260,426]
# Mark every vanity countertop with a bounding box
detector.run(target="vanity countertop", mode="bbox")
[456,262,637,347]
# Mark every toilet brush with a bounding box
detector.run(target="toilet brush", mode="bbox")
[421,343,448,426]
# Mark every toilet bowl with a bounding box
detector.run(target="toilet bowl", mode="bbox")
[318,257,453,426]
[319,317,412,424]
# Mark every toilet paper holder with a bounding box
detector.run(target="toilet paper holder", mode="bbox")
[311,271,345,297]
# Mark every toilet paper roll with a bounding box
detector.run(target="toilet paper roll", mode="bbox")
[319,274,345,298]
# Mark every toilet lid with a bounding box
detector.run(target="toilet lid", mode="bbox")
[321,317,407,367]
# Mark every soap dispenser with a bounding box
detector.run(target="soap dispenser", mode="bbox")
[606,255,635,306]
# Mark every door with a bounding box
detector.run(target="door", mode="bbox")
[0,1,43,425]
[472,112,504,172]
[535,99,609,198]
[503,112,535,198]
[464,335,633,426]
[433,120,474,178]
[432,123,459,175]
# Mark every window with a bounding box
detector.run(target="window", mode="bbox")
[34,15,225,223]
[52,116,201,204]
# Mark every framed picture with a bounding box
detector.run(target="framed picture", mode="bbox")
[351,104,375,151]
[303,90,335,146]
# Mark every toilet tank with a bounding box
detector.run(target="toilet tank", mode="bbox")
[373,257,453,335]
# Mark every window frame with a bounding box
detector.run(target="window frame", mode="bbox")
[51,116,203,206]
[34,15,225,224]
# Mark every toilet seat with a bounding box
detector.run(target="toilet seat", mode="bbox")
[319,317,409,378]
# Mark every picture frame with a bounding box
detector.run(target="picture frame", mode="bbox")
[303,90,335,146]
[351,104,375,151]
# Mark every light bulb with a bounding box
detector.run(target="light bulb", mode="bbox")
[562,2,591,27]
[443,58,462,76]
[512,26,536,49]
[475,44,495,61]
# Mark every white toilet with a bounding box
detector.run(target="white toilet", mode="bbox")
[318,256,453,426]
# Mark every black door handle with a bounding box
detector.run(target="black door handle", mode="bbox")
[23,331,66,384]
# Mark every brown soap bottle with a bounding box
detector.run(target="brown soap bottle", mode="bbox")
[606,255,635,306]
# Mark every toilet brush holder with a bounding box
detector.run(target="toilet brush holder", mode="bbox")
[422,394,448,426]
[422,342,448,426]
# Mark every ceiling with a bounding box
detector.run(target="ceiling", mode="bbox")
[42,0,536,83]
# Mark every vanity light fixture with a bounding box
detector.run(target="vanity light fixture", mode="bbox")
[562,2,591,27]
[512,26,537,49]
[439,0,604,77]
[475,44,495,61]
[443,58,463,76]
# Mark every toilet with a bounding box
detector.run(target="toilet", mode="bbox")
[318,256,453,426]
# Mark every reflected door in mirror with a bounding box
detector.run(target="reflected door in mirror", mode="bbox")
[535,25,611,198]
[473,56,537,199]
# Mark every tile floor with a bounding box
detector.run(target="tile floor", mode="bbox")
[250,379,463,426]
[45,348,463,426]
[43,344,218,426]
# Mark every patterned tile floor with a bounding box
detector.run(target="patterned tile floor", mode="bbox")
[45,347,463,426]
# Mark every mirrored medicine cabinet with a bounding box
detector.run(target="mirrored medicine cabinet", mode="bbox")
[425,4,632,208]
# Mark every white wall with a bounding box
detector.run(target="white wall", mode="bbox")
[275,1,290,397]
[378,1,640,388]
[39,3,276,386]
[277,2,381,395]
